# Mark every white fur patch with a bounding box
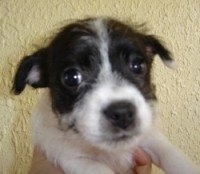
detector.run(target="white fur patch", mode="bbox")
[26,65,40,84]
[89,18,111,75]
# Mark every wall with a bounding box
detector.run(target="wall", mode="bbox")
[0,0,200,173]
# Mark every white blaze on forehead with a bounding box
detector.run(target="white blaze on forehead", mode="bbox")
[89,18,111,74]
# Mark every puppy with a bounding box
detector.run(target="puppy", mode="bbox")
[12,17,200,174]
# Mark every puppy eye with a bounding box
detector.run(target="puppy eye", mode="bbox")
[61,68,82,87]
[129,59,146,74]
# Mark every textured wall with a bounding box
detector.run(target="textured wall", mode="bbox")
[0,0,200,173]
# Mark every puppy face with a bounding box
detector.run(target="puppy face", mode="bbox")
[13,18,174,149]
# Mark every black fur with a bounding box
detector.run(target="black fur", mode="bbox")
[12,18,173,114]
[12,49,48,94]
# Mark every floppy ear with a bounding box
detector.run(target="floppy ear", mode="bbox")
[144,35,177,69]
[12,49,49,95]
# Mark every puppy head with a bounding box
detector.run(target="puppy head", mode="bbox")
[12,18,174,149]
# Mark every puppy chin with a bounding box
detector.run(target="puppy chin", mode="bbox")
[81,129,151,152]
[74,121,151,152]
[95,137,141,152]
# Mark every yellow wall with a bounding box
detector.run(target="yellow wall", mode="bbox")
[0,0,200,173]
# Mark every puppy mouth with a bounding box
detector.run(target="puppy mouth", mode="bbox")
[105,129,137,143]
[112,134,131,142]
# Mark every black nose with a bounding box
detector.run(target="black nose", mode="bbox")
[103,101,136,129]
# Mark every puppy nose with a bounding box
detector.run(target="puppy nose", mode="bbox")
[103,101,136,129]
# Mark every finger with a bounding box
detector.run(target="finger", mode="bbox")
[134,148,152,166]
[133,149,152,174]
[134,164,152,174]
[29,148,64,174]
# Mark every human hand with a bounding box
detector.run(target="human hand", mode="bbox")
[133,148,152,174]
[29,148,64,174]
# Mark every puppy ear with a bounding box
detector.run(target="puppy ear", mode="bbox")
[144,35,177,69]
[12,49,49,95]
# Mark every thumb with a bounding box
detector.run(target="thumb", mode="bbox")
[134,149,152,174]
